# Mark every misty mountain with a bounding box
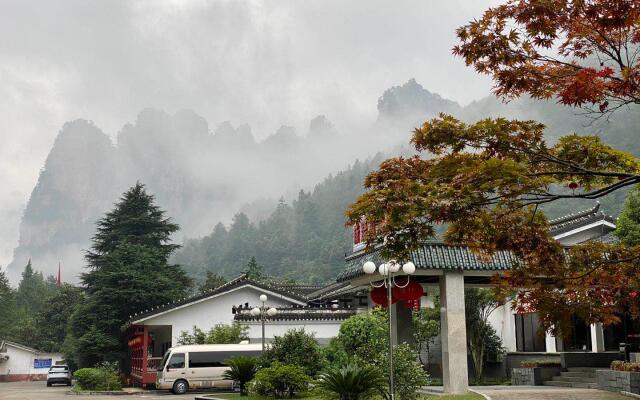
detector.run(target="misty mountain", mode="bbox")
[7,78,639,284]
[172,155,384,284]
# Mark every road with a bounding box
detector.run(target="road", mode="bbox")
[474,385,631,400]
[0,381,227,400]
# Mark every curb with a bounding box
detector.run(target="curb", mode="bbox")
[621,391,640,399]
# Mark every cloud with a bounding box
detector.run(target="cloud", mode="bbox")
[0,0,498,269]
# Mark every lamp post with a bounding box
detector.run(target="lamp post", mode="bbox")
[251,294,278,352]
[362,260,416,400]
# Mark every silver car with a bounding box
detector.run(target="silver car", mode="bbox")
[47,365,72,386]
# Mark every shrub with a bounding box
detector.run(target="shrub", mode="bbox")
[316,364,386,400]
[250,362,311,398]
[611,361,640,372]
[261,328,324,376]
[177,323,248,345]
[74,362,121,391]
[520,360,561,368]
[223,356,258,396]
[334,311,430,400]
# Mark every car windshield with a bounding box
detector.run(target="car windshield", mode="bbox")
[50,366,68,372]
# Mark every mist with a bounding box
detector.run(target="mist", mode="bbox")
[0,0,501,281]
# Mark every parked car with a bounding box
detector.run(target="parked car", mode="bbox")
[47,365,72,386]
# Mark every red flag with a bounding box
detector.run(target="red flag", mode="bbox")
[56,262,61,287]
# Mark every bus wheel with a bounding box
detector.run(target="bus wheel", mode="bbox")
[172,380,189,395]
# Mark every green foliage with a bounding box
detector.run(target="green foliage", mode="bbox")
[0,270,18,339]
[73,362,122,391]
[223,356,259,396]
[245,257,263,280]
[616,185,640,246]
[261,329,324,376]
[465,289,505,383]
[68,183,192,367]
[199,271,227,293]
[412,303,440,367]
[250,362,311,398]
[316,364,386,400]
[178,323,248,345]
[33,284,84,352]
[331,310,430,400]
[16,260,55,315]
[173,157,383,284]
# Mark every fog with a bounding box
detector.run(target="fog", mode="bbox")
[0,0,500,280]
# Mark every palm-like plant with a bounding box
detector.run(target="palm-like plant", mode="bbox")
[316,364,387,400]
[223,356,258,396]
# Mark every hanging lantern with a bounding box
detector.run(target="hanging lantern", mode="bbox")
[370,286,398,307]
[393,280,424,301]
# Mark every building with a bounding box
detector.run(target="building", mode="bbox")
[123,274,361,387]
[0,340,64,382]
[341,203,622,393]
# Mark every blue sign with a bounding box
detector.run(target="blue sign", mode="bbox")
[34,358,52,369]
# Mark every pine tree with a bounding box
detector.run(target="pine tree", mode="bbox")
[69,183,192,367]
[198,271,227,293]
[16,259,48,314]
[245,257,262,280]
[616,186,640,245]
[0,270,18,339]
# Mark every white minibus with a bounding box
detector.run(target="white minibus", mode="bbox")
[156,343,262,394]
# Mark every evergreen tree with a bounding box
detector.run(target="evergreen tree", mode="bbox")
[33,284,84,352]
[616,186,640,245]
[16,259,48,314]
[199,271,227,293]
[69,183,191,367]
[0,270,18,339]
[244,257,262,280]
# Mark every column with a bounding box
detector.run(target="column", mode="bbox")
[591,323,605,352]
[440,271,469,394]
[545,332,557,353]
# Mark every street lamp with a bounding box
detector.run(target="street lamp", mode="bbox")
[251,294,278,351]
[362,260,416,400]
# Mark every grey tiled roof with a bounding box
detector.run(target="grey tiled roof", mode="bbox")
[337,241,516,282]
[124,273,311,326]
[549,203,616,236]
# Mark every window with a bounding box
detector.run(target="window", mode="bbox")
[49,366,68,372]
[168,353,185,369]
[188,351,262,368]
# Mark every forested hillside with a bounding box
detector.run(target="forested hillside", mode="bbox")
[172,155,384,284]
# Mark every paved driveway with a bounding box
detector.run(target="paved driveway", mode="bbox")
[0,381,225,400]
[474,385,631,400]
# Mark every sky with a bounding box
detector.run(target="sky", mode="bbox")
[0,0,499,269]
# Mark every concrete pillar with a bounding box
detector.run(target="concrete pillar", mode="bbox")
[591,323,605,352]
[440,271,469,394]
[545,332,557,353]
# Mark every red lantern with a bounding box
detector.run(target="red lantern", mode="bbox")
[393,281,424,301]
[370,286,398,307]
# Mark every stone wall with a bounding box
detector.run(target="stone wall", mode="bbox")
[511,367,562,385]
[596,370,640,394]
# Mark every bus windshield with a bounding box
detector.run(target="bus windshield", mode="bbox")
[158,351,171,371]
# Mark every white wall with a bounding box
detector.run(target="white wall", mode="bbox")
[138,285,299,346]
[244,320,342,344]
[0,345,63,379]
[487,302,517,352]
